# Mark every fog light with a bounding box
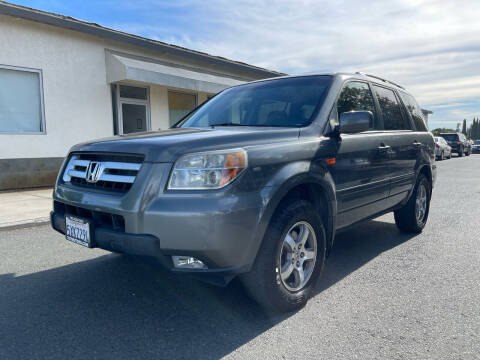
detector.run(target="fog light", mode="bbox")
[172,256,207,269]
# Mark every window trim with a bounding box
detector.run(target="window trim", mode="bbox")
[397,90,427,132]
[329,79,380,133]
[0,64,46,135]
[370,83,412,132]
[167,89,198,127]
[114,83,151,135]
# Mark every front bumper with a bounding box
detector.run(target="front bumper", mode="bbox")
[51,162,267,284]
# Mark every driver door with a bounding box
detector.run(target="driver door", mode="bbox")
[331,81,391,229]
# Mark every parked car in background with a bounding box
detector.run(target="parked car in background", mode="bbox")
[434,137,452,160]
[439,132,470,157]
[50,73,436,312]
[473,140,480,154]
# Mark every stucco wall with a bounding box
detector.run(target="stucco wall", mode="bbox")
[0,14,234,160]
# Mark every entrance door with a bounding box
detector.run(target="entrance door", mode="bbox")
[113,84,150,134]
[121,103,147,133]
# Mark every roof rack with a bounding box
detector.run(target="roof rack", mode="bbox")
[355,72,405,90]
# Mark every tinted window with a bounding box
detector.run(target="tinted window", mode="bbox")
[399,92,427,131]
[337,81,376,128]
[372,85,410,130]
[441,134,458,141]
[178,76,332,128]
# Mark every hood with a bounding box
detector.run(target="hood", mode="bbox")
[70,127,300,162]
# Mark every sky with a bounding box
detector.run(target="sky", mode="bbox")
[9,0,480,130]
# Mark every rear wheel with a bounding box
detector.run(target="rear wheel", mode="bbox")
[394,174,431,233]
[241,199,326,313]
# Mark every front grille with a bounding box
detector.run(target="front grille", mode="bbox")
[54,201,125,232]
[62,153,143,193]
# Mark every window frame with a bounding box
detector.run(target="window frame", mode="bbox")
[167,89,198,127]
[0,64,46,135]
[113,83,151,135]
[396,90,425,132]
[370,83,413,132]
[330,79,380,133]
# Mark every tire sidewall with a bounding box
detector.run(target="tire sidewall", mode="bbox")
[264,201,326,310]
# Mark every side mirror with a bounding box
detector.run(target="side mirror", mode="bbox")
[339,111,372,134]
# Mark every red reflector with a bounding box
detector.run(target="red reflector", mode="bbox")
[325,158,336,165]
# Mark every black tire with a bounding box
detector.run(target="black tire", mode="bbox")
[241,199,326,313]
[466,150,470,156]
[394,174,431,233]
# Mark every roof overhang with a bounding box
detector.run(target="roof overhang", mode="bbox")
[0,1,284,79]
[106,52,245,93]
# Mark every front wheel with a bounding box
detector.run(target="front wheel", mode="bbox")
[241,200,326,313]
[394,174,431,233]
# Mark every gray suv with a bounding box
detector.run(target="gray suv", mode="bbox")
[51,73,436,312]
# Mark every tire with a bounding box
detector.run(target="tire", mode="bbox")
[241,199,326,313]
[466,150,471,156]
[394,174,431,233]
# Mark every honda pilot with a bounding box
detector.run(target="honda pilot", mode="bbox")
[51,73,436,312]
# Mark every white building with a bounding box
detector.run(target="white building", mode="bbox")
[0,1,282,190]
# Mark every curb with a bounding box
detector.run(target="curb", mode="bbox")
[0,218,50,232]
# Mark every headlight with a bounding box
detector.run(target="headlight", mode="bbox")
[168,149,248,190]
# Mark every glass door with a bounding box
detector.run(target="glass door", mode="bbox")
[113,84,150,134]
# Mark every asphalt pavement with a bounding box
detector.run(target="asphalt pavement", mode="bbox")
[1,154,479,360]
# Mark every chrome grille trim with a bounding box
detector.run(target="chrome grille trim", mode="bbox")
[62,154,142,189]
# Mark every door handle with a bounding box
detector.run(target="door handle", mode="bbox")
[412,141,422,147]
[378,144,391,152]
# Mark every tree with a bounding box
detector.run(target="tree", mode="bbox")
[462,119,467,135]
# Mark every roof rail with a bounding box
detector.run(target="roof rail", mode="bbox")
[355,72,405,90]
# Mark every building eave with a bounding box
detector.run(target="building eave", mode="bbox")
[0,1,285,79]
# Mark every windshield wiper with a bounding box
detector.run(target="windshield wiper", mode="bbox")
[209,122,246,127]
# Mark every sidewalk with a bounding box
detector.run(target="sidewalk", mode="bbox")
[0,188,53,230]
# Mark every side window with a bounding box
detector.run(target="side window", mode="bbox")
[399,92,428,131]
[372,85,410,130]
[337,81,376,128]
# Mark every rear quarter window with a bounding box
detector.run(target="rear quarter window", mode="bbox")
[398,92,428,131]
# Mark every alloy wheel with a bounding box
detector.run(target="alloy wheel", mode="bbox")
[415,183,427,224]
[278,221,317,292]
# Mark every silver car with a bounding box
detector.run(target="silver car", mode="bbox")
[434,136,452,160]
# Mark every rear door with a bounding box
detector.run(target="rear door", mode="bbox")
[332,81,392,229]
[371,85,418,204]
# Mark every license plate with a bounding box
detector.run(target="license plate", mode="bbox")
[65,215,92,247]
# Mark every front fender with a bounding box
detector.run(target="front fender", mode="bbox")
[246,160,337,267]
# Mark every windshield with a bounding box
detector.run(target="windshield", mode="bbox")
[177,76,332,128]
[441,134,458,141]
[475,140,480,145]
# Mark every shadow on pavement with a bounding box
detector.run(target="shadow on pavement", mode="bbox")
[0,218,415,360]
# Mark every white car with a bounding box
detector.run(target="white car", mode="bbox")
[434,136,452,160]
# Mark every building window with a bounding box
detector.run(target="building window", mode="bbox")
[168,91,196,127]
[112,84,150,134]
[0,65,45,133]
